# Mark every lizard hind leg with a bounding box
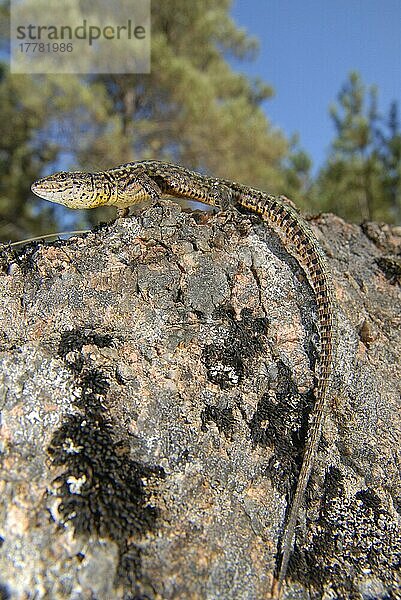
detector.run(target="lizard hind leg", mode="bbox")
[207,181,236,212]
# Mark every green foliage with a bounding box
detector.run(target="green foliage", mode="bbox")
[0,65,57,240]
[0,65,118,240]
[282,135,313,209]
[314,72,400,223]
[81,0,289,190]
[379,102,401,223]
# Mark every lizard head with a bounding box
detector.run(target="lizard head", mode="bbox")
[31,171,116,209]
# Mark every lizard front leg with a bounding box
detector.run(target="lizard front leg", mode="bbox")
[114,171,163,217]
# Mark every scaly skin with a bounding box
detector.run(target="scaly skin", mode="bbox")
[32,160,337,597]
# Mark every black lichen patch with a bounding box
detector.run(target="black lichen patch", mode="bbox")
[248,360,310,495]
[0,245,15,275]
[48,328,165,596]
[202,307,268,389]
[48,412,164,584]
[58,328,114,359]
[249,361,301,448]
[58,328,114,375]
[289,467,401,597]
[201,405,235,437]
[320,465,344,501]
[376,254,401,285]
[48,413,162,541]
[0,242,40,275]
[80,368,110,396]
[356,488,383,513]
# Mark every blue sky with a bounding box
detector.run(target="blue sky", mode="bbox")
[230,0,401,173]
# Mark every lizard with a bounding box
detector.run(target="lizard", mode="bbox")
[31,160,337,598]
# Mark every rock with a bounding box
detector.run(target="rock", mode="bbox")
[0,202,400,599]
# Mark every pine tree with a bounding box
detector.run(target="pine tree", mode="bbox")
[5,4,401,237]
[379,102,401,223]
[0,65,115,241]
[282,135,313,209]
[1,0,299,238]
[315,72,388,222]
[80,0,289,188]
[0,65,58,241]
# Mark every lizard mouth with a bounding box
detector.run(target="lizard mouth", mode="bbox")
[31,180,45,196]
[31,179,53,201]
